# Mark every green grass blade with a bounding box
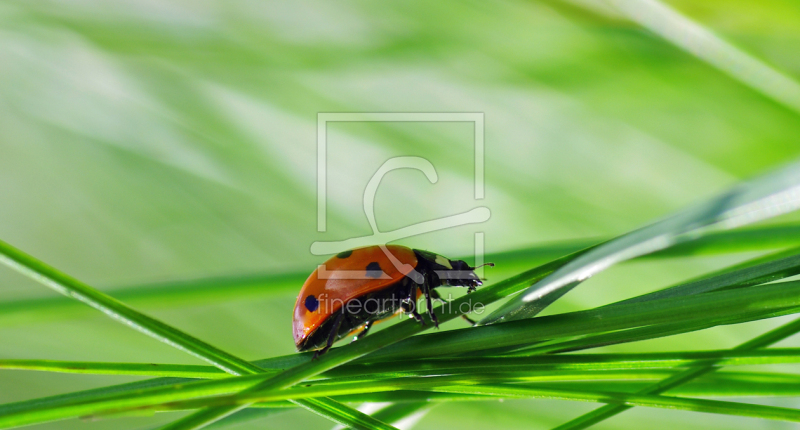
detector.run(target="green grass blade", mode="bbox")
[4,223,800,329]
[553,317,800,430]
[159,407,245,430]
[601,0,800,113]
[4,350,800,382]
[156,275,800,429]
[7,348,800,379]
[0,239,260,376]
[492,246,800,356]
[64,376,800,424]
[2,275,795,429]
[295,398,399,430]
[4,367,797,428]
[0,239,395,430]
[482,159,800,325]
[371,280,800,360]
[370,402,430,428]
[432,384,800,423]
[0,360,231,378]
[156,242,597,429]
[612,246,800,306]
[205,408,287,429]
[61,374,799,420]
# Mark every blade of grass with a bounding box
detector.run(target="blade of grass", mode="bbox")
[430,384,800,423]
[0,239,396,430]
[205,407,287,429]
[4,223,800,328]
[4,366,797,428]
[482,159,800,325]
[507,320,720,356]
[370,280,800,360]
[368,402,431,429]
[486,246,800,356]
[132,277,800,428]
[335,372,800,401]
[155,242,600,429]
[2,282,794,429]
[553,317,800,430]
[71,374,800,422]
[67,375,800,424]
[4,241,795,429]
[7,348,800,379]
[61,282,800,424]
[612,246,800,306]
[0,360,231,378]
[601,0,800,114]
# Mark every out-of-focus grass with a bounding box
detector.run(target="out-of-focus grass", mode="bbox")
[1,0,800,429]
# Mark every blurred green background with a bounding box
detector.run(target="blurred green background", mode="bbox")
[1,0,800,429]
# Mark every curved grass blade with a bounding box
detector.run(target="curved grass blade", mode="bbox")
[431,384,800,423]
[0,239,395,430]
[3,223,800,329]
[205,407,287,429]
[35,281,799,424]
[487,246,800,356]
[3,279,796,430]
[63,375,800,424]
[4,364,798,428]
[481,159,800,325]
[6,349,800,380]
[155,279,798,429]
[0,251,583,429]
[553,317,800,430]
[601,0,800,114]
[47,374,800,423]
[608,246,800,306]
[157,243,599,429]
[372,280,800,360]
[335,372,800,401]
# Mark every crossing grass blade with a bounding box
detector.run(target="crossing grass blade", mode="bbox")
[7,348,800,379]
[3,278,800,428]
[0,239,396,430]
[4,223,800,329]
[552,317,800,430]
[481,159,800,325]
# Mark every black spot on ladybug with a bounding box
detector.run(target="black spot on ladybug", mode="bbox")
[304,295,319,312]
[365,262,382,278]
[336,250,353,259]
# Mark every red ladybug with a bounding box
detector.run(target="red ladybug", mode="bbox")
[293,245,491,356]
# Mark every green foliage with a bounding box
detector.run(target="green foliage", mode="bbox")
[3,223,800,429]
[2,0,800,429]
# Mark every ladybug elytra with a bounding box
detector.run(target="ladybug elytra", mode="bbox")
[292,244,491,356]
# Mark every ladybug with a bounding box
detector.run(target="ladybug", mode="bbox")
[293,244,492,356]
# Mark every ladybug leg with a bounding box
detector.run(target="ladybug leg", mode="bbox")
[421,278,439,329]
[461,314,478,326]
[313,309,345,360]
[403,282,425,325]
[352,320,373,342]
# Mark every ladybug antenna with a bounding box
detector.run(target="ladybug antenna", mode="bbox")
[469,262,495,270]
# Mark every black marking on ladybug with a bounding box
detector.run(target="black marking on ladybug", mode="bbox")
[365,262,382,278]
[304,295,319,312]
[336,250,353,259]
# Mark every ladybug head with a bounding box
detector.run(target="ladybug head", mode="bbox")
[414,249,493,289]
[437,259,492,289]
